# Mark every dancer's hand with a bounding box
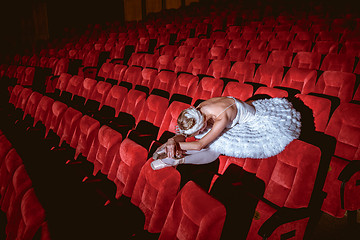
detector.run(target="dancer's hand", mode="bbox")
[165,138,177,158]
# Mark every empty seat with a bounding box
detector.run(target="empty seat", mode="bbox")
[287,40,312,53]
[170,73,198,101]
[191,77,224,105]
[206,59,231,79]
[252,63,284,87]
[159,45,178,57]
[339,41,360,57]
[266,39,289,51]
[152,70,177,94]
[320,53,355,73]
[96,62,115,81]
[294,94,332,132]
[229,39,248,50]
[175,45,193,58]
[141,54,158,68]
[316,31,341,41]
[222,82,253,101]
[137,68,158,92]
[266,50,293,67]
[224,48,246,62]
[244,49,269,64]
[155,55,175,72]
[312,41,339,55]
[56,107,83,147]
[158,181,226,240]
[279,67,317,95]
[227,61,255,83]
[207,46,226,60]
[190,47,209,59]
[313,71,356,103]
[321,103,360,219]
[173,56,191,74]
[128,53,145,67]
[254,86,288,98]
[122,66,143,89]
[291,52,322,70]
[247,40,267,50]
[186,58,209,76]
[107,64,128,85]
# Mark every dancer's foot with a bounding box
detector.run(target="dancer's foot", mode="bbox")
[151,157,185,170]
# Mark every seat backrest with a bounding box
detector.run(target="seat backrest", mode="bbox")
[170,73,198,98]
[65,75,84,98]
[122,66,143,87]
[108,64,128,84]
[227,61,255,83]
[57,107,83,146]
[55,73,72,96]
[173,56,191,73]
[320,53,355,73]
[324,103,360,160]
[156,55,175,72]
[206,59,231,79]
[186,58,209,76]
[47,101,68,138]
[15,87,33,111]
[138,68,158,90]
[103,85,128,117]
[291,52,322,70]
[138,94,169,127]
[244,49,269,64]
[33,96,54,128]
[72,115,100,159]
[97,62,115,79]
[253,63,284,87]
[152,70,177,93]
[207,46,226,60]
[222,82,253,101]
[287,40,312,53]
[266,50,293,67]
[158,181,226,240]
[312,41,339,55]
[9,85,24,107]
[78,77,97,102]
[294,94,331,132]
[314,71,356,103]
[281,67,317,94]
[191,77,224,105]
[175,45,193,58]
[254,86,288,98]
[119,89,147,122]
[16,188,46,240]
[89,81,113,110]
[131,159,181,232]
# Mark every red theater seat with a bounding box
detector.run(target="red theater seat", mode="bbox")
[291,52,322,70]
[321,103,360,219]
[173,56,191,74]
[222,82,254,101]
[312,41,339,55]
[186,58,209,76]
[158,181,226,240]
[279,67,317,95]
[320,53,355,73]
[266,50,293,67]
[252,63,284,87]
[191,77,224,105]
[227,61,255,83]
[244,49,269,64]
[206,59,231,79]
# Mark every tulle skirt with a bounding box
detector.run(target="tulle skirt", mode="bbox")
[196,98,301,159]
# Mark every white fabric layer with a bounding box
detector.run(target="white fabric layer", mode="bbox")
[195,97,301,159]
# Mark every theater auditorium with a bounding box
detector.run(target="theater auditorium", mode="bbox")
[0,0,359,239]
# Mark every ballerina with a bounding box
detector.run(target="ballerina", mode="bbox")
[151,96,301,170]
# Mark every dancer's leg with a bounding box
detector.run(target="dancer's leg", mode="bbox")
[160,148,220,166]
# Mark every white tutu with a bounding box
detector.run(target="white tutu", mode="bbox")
[195,98,301,159]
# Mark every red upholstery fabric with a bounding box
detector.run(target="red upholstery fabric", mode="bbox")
[159,181,226,240]
[0,136,13,168]
[280,67,317,94]
[65,75,84,99]
[78,77,97,103]
[295,94,331,132]
[227,61,255,83]
[190,47,209,59]
[20,67,35,86]
[229,39,248,50]
[314,71,356,102]
[71,115,100,160]
[241,30,257,41]
[222,82,253,101]
[138,68,158,90]
[246,140,321,239]
[191,77,224,105]
[186,58,210,76]
[198,38,213,49]
[275,31,295,41]
[266,40,289,51]
[14,88,33,112]
[114,138,148,198]
[175,45,193,58]
[122,66,143,87]
[287,40,312,53]
[245,49,269,64]
[88,125,122,177]
[8,85,23,107]
[173,56,191,73]
[14,188,46,240]
[253,64,284,87]
[54,73,72,96]
[339,40,360,57]
[170,73,198,98]
[312,41,339,55]
[183,38,200,47]
[320,53,355,73]
[152,70,177,93]
[267,50,293,67]
[156,55,175,72]
[138,94,169,127]
[207,46,226,60]
[141,54,158,68]
[103,85,128,117]
[316,31,340,41]
[108,64,127,84]
[57,107,83,146]
[255,86,288,98]
[3,165,32,238]
[291,52,322,70]
[224,48,246,62]
[119,89,147,124]
[97,62,115,80]
[206,59,231,79]
[88,81,112,110]
[160,45,178,57]
[247,40,267,50]
[0,149,23,201]
[322,103,360,217]
[47,101,68,138]
[131,159,181,232]
[135,37,150,53]
[33,96,54,128]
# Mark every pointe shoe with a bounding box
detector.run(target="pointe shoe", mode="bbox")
[151,158,185,170]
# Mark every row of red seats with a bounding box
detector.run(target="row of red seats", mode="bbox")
[0,132,50,240]
[6,83,333,239]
